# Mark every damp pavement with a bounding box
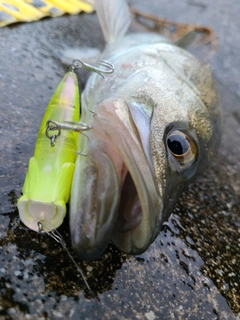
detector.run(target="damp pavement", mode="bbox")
[0,0,240,319]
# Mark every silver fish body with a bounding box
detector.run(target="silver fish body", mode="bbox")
[70,13,221,260]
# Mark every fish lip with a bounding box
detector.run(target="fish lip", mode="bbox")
[90,98,163,254]
[70,144,121,261]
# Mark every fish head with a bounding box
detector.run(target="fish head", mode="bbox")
[148,60,221,237]
[70,97,163,260]
[70,52,221,261]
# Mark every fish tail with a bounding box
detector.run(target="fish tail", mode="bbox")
[95,0,131,44]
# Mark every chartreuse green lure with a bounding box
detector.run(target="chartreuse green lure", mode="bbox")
[18,71,80,232]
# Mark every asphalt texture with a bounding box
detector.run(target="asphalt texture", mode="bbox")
[0,0,240,319]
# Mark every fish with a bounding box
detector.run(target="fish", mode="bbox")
[68,0,221,261]
[17,70,80,232]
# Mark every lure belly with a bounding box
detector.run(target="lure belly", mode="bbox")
[18,71,80,232]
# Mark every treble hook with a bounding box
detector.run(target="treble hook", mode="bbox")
[70,59,114,78]
[45,120,92,147]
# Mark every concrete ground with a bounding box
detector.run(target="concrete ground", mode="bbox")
[0,0,240,319]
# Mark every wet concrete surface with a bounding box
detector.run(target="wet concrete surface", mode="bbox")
[0,0,240,319]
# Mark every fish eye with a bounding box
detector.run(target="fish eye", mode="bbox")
[166,130,197,169]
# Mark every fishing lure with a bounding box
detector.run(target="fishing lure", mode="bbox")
[18,59,114,233]
[17,68,81,232]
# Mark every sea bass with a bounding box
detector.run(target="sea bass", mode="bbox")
[70,0,221,260]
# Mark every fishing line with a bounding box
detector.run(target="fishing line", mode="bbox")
[37,221,98,300]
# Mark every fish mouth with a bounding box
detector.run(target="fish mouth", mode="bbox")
[96,99,162,253]
[70,98,162,260]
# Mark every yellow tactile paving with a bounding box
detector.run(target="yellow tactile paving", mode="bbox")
[0,0,94,27]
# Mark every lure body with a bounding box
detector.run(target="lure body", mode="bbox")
[69,0,222,260]
[18,71,80,232]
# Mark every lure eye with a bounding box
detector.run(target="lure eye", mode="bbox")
[166,130,197,169]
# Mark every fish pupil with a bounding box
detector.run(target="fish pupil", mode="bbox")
[167,135,189,155]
